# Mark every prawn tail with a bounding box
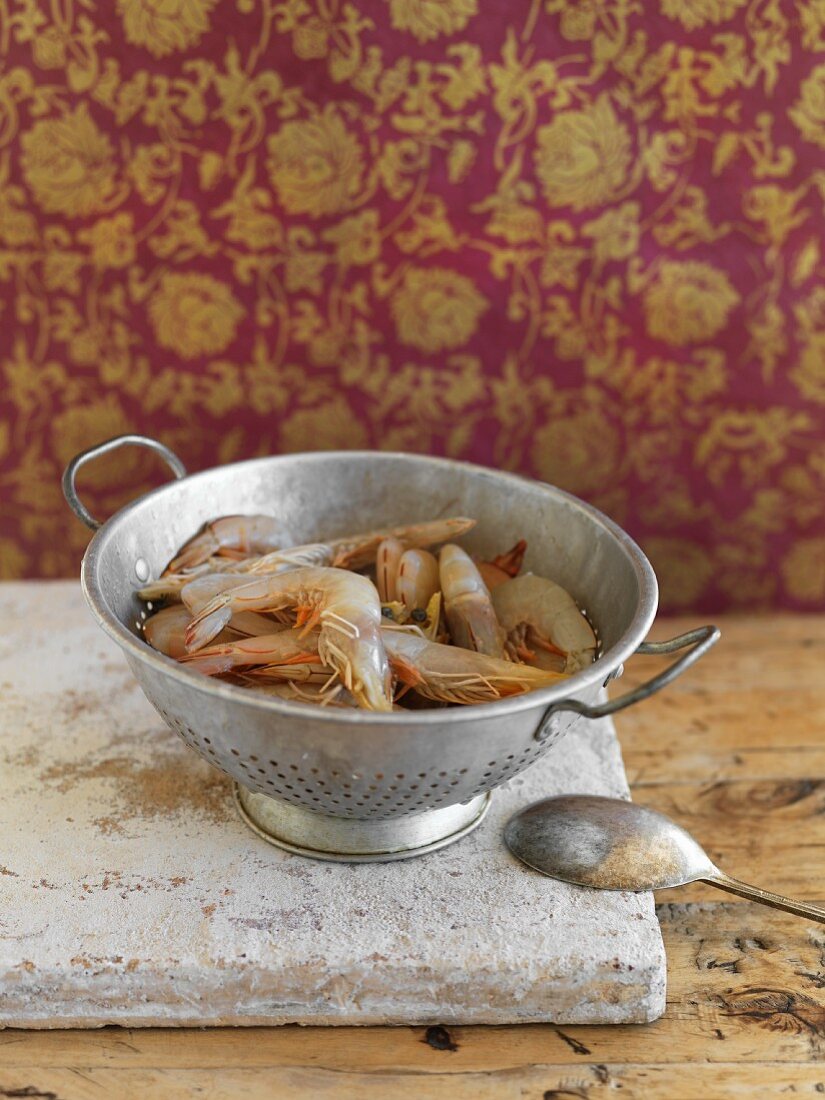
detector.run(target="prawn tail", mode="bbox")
[491,540,527,577]
[185,604,232,653]
[166,535,217,575]
[388,653,425,691]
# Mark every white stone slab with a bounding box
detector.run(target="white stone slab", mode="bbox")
[0,582,665,1027]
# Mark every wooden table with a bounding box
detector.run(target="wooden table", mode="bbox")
[2,615,823,1098]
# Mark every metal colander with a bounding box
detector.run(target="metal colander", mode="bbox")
[64,436,718,861]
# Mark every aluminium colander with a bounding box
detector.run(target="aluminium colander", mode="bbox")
[63,435,718,861]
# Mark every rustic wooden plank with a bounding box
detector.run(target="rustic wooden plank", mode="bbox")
[0,1062,823,1100]
[618,687,825,786]
[2,905,822,1071]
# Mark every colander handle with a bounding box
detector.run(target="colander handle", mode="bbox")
[62,434,188,530]
[533,625,720,742]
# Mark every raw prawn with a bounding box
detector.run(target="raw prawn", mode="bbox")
[331,517,475,570]
[396,549,440,613]
[181,573,264,613]
[241,543,337,576]
[249,681,360,707]
[376,538,405,603]
[180,629,322,678]
[383,630,567,705]
[492,574,597,674]
[439,544,507,659]
[184,567,392,711]
[165,515,287,573]
[143,605,236,658]
[143,605,195,659]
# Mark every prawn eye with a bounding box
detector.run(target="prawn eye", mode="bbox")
[382,606,395,619]
[411,609,427,623]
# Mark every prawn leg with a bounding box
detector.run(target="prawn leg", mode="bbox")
[184,567,393,711]
[383,630,567,705]
[492,573,597,673]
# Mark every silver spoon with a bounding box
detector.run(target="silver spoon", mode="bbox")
[504,794,825,923]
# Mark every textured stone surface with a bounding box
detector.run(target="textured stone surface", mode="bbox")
[0,582,665,1027]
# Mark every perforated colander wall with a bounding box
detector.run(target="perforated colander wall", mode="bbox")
[153,704,556,820]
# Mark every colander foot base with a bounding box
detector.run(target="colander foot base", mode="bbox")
[233,784,491,862]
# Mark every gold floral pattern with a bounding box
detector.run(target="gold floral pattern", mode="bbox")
[534,97,633,211]
[660,0,747,30]
[391,268,489,353]
[20,106,117,216]
[117,0,218,58]
[147,274,244,359]
[267,107,365,218]
[643,262,741,347]
[790,65,825,148]
[387,0,478,43]
[0,0,823,611]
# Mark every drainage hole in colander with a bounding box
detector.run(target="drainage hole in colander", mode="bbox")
[231,749,239,757]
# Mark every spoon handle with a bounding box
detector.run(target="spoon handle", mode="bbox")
[703,872,825,924]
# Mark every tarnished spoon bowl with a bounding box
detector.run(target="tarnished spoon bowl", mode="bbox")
[505,795,825,923]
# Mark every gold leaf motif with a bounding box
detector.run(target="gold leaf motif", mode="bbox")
[78,213,136,269]
[386,0,478,44]
[781,539,825,602]
[267,105,365,217]
[534,95,633,211]
[117,0,218,58]
[643,261,740,346]
[789,64,825,148]
[390,267,488,353]
[147,273,245,359]
[20,105,117,216]
[660,0,747,32]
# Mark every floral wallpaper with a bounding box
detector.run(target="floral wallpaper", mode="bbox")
[0,0,824,611]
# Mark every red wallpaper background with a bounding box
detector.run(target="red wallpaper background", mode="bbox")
[1,0,824,611]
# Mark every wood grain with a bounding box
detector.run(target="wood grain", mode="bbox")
[2,613,823,1099]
